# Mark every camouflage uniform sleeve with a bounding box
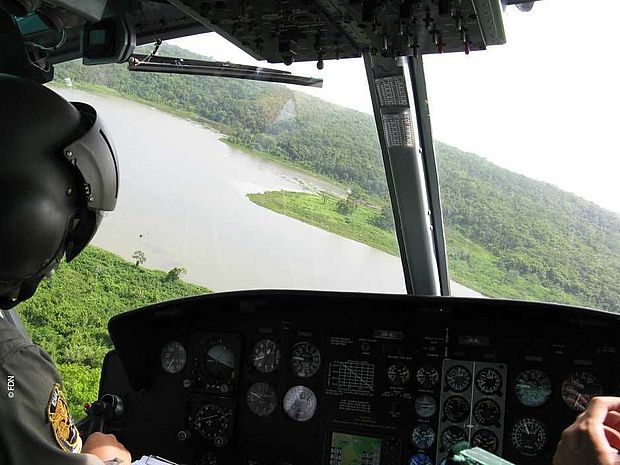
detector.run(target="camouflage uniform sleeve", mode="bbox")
[0,319,103,465]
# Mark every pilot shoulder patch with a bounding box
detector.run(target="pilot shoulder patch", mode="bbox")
[47,383,83,453]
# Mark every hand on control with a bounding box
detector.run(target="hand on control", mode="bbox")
[82,432,132,464]
[553,397,620,465]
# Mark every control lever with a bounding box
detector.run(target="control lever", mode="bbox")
[77,393,124,439]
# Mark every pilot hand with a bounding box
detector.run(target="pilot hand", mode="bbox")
[82,432,132,465]
[553,397,620,465]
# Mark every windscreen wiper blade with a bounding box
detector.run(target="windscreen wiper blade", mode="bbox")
[128,54,323,87]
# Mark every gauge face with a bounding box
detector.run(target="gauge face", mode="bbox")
[443,396,470,423]
[251,339,281,374]
[514,369,552,407]
[445,365,472,393]
[473,399,501,426]
[472,429,499,453]
[291,342,321,378]
[441,426,467,452]
[475,368,502,395]
[414,395,437,418]
[190,404,231,440]
[416,365,439,389]
[387,362,410,386]
[561,371,602,412]
[511,417,547,457]
[199,340,236,380]
[408,454,433,465]
[246,382,277,416]
[283,385,317,422]
[411,424,436,450]
[160,341,187,374]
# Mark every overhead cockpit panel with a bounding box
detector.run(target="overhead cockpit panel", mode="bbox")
[165,0,506,65]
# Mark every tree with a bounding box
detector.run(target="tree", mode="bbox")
[165,267,187,283]
[371,203,395,231]
[132,250,146,267]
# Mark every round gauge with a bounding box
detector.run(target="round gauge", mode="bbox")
[473,399,501,426]
[511,417,547,457]
[196,339,236,380]
[475,367,502,395]
[160,341,187,374]
[514,369,552,407]
[190,403,231,440]
[290,342,321,378]
[443,395,470,423]
[283,385,317,422]
[445,365,472,393]
[408,454,433,465]
[388,362,411,386]
[472,429,499,453]
[561,371,602,412]
[441,426,467,452]
[251,339,281,374]
[416,365,439,389]
[414,395,437,418]
[411,424,436,450]
[246,382,277,416]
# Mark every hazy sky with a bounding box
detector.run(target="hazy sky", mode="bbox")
[171,0,620,213]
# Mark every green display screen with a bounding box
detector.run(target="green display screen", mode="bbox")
[330,432,382,465]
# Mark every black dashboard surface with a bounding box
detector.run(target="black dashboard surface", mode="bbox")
[101,291,620,465]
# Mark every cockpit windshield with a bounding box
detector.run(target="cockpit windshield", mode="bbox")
[13,0,619,419]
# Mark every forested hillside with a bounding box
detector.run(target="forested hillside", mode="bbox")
[52,43,620,311]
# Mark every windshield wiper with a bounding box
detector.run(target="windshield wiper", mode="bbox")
[128,54,322,87]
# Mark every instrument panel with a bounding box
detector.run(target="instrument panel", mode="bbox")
[100,291,620,465]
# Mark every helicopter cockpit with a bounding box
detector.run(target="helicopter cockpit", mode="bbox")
[1,1,619,465]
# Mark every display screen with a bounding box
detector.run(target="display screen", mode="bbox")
[330,432,382,465]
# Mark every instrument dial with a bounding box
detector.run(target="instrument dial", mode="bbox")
[441,426,467,452]
[473,399,501,426]
[414,394,437,418]
[190,403,231,441]
[514,369,552,407]
[511,417,547,457]
[471,429,499,453]
[283,385,317,422]
[160,341,186,374]
[411,424,436,450]
[195,338,237,381]
[416,365,439,389]
[291,342,321,378]
[561,371,602,412]
[475,368,502,395]
[246,382,277,417]
[443,395,470,423]
[251,339,281,374]
[387,362,411,386]
[445,365,472,392]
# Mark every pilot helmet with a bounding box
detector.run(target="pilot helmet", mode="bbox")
[0,73,119,309]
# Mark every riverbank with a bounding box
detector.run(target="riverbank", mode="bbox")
[247,190,582,305]
[49,81,230,134]
[247,190,398,256]
[51,81,348,196]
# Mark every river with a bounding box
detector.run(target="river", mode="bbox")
[55,88,480,297]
